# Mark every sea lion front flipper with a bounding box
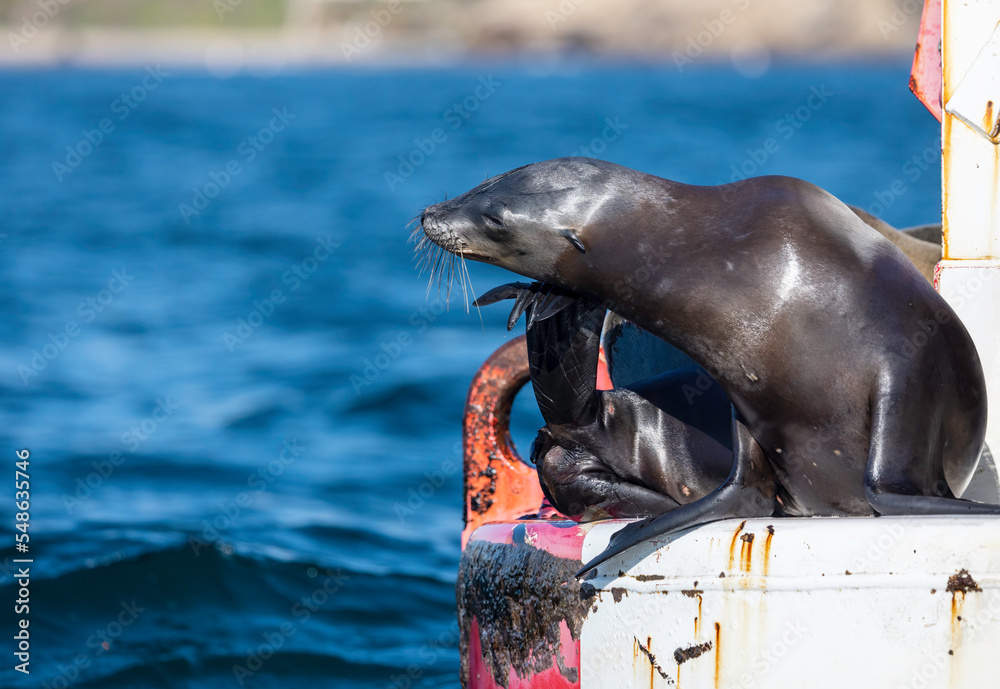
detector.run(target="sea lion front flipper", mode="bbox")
[474,281,536,330]
[528,284,579,328]
[474,281,579,331]
[864,380,1000,515]
[576,409,775,578]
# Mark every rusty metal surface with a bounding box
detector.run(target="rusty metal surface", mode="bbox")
[580,516,1000,688]
[461,336,545,547]
[941,0,1000,259]
[911,0,943,121]
[939,1,1000,490]
[457,534,587,688]
[945,21,1000,144]
[948,568,983,594]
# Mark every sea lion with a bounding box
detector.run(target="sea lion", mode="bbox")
[475,281,732,519]
[899,223,943,245]
[605,208,940,387]
[419,157,997,576]
[847,205,941,284]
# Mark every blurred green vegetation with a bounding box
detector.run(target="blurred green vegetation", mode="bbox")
[0,0,288,27]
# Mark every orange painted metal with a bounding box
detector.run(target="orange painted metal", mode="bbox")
[910,0,943,121]
[461,336,545,548]
[596,345,612,391]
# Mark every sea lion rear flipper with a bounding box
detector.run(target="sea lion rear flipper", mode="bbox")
[864,383,1000,515]
[531,429,683,519]
[576,409,775,578]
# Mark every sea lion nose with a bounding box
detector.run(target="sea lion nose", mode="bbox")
[421,206,436,228]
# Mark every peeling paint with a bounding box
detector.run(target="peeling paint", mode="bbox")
[461,336,546,548]
[911,0,943,120]
[673,640,713,665]
[457,539,587,688]
[635,636,670,680]
[947,569,982,594]
[634,574,666,582]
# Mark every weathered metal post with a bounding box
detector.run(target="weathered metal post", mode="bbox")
[936,0,1000,458]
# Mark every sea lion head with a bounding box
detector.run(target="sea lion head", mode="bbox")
[419,157,625,282]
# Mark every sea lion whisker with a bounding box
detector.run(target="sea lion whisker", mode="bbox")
[423,245,442,296]
[424,249,435,296]
[421,241,438,271]
[432,252,446,298]
[444,251,456,302]
[431,247,447,298]
[457,249,470,313]
[460,250,485,327]
[442,252,454,304]
[413,239,429,266]
[415,239,437,276]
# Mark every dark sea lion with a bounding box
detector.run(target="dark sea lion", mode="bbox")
[605,208,941,387]
[475,281,732,519]
[900,223,943,245]
[419,157,995,576]
[847,205,941,284]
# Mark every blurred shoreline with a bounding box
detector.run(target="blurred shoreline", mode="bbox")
[0,0,922,69]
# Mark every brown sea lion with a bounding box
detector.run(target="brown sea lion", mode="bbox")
[420,158,994,576]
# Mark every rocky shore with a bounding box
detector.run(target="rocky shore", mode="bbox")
[0,0,924,67]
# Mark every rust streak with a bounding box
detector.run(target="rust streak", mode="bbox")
[942,0,952,103]
[695,594,703,637]
[942,116,951,258]
[950,592,964,656]
[714,622,721,689]
[984,100,1000,143]
[650,636,655,689]
[763,525,775,576]
[635,636,669,681]
[740,532,754,572]
[727,520,746,570]
[947,569,979,663]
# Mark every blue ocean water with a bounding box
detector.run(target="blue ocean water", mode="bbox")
[0,59,940,688]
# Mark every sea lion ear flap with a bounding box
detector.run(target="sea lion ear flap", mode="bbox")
[560,229,586,254]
